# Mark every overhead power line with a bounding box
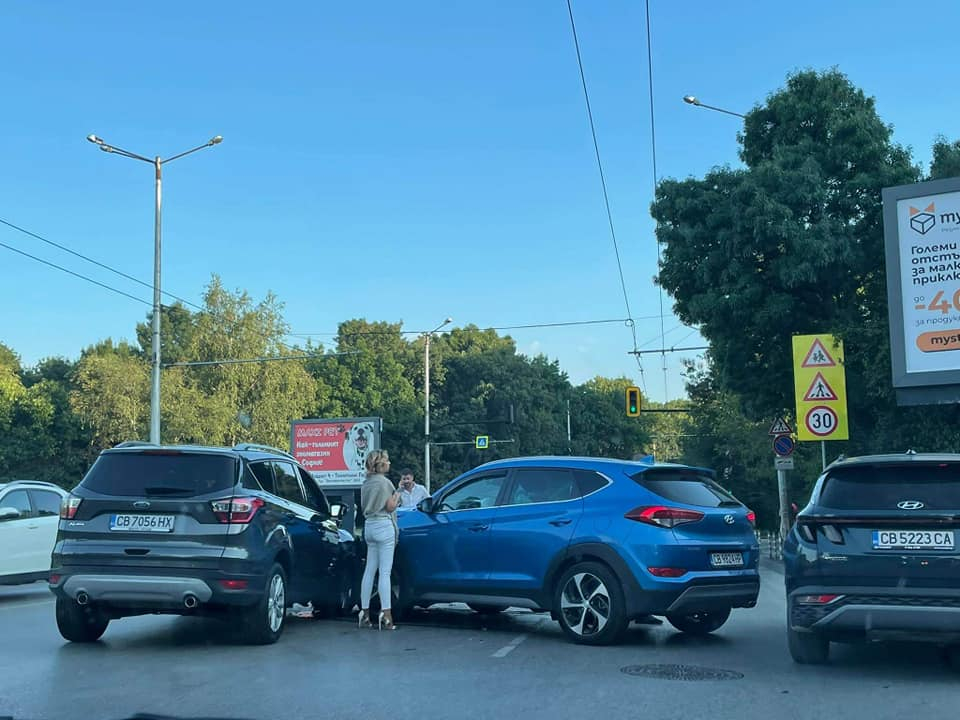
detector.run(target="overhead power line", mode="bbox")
[0,216,203,311]
[287,317,656,339]
[564,0,645,392]
[0,238,150,306]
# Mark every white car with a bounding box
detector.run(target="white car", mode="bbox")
[0,480,68,585]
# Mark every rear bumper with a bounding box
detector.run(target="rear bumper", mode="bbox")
[630,578,760,615]
[50,566,266,611]
[789,585,960,642]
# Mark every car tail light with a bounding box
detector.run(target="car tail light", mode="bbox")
[48,574,61,585]
[219,579,249,590]
[746,510,756,527]
[821,524,845,544]
[60,496,82,520]
[797,522,817,543]
[796,594,842,605]
[625,506,704,528]
[648,567,687,578]
[211,497,264,523]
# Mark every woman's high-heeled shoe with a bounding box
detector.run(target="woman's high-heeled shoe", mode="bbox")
[358,609,372,628]
[378,610,396,631]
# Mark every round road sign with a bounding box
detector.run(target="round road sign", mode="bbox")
[804,405,838,437]
[772,434,795,457]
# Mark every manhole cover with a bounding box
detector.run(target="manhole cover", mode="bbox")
[620,664,743,681]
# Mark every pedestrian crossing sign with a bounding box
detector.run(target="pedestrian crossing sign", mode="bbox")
[475,435,490,449]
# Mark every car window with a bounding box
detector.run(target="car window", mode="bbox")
[30,489,62,517]
[506,469,577,505]
[298,467,330,514]
[632,469,739,508]
[80,451,238,497]
[273,461,306,505]
[0,490,32,519]
[439,474,507,511]
[248,462,274,493]
[574,470,609,497]
[820,463,960,510]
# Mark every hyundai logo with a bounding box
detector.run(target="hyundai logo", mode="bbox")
[723,514,735,524]
[133,500,151,509]
[897,500,925,510]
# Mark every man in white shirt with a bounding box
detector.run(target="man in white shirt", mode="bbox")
[397,468,428,510]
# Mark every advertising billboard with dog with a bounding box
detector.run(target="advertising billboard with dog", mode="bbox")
[290,417,382,485]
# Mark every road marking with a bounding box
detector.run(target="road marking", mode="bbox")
[492,633,527,658]
[0,599,54,612]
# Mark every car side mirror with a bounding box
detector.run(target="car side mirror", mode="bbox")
[0,507,22,522]
[417,497,434,513]
[329,503,348,522]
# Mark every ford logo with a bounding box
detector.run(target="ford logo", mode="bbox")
[133,500,151,509]
[723,514,735,524]
[897,500,924,510]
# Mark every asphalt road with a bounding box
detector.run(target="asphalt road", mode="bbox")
[0,563,955,720]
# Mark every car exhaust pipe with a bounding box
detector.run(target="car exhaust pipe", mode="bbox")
[76,591,89,606]
[183,594,199,609]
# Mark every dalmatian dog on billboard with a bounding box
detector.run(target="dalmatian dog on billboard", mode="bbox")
[342,421,376,471]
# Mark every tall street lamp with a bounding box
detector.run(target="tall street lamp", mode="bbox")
[423,317,452,491]
[682,95,746,119]
[87,134,223,444]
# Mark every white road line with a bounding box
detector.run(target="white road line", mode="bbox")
[492,633,527,658]
[0,599,54,612]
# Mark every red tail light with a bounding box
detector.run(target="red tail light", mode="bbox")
[48,574,61,585]
[746,510,756,527]
[219,579,249,590]
[648,567,687,578]
[625,506,704,528]
[211,497,264,523]
[796,594,842,605]
[60,496,82,520]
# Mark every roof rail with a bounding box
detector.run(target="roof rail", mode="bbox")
[233,443,295,460]
[113,441,159,449]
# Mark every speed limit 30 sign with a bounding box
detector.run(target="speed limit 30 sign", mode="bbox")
[804,405,838,437]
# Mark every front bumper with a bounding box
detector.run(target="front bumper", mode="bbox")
[789,586,960,641]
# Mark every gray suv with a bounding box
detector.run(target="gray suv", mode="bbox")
[50,442,358,644]
[784,452,960,664]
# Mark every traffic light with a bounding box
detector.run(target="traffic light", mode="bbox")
[625,386,641,417]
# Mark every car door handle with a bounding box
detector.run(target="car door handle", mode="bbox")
[549,519,572,526]
[468,524,489,532]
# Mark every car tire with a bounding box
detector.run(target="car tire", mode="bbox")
[554,561,628,646]
[468,604,508,615]
[788,627,830,664]
[55,597,109,643]
[240,563,287,645]
[312,568,354,619]
[666,608,731,635]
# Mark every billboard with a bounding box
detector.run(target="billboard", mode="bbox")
[882,177,960,405]
[290,417,382,486]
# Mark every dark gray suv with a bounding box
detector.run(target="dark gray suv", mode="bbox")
[784,452,960,664]
[50,442,358,644]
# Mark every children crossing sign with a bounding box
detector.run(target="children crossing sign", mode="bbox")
[792,334,849,441]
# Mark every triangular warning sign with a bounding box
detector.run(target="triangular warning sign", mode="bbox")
[801,338,836,368]
[803,372,838,401]
[768,417,793,435]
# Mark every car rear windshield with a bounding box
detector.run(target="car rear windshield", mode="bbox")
[80,451,238,497]
[632,469,739,508]
[819,463,960,511]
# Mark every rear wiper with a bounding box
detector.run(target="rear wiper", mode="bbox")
[718,501,741,507]
[143,486,195,496]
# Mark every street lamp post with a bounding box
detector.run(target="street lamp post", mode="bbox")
[87,134,223,444]
[682,95,746,119]
[423,317,452,492]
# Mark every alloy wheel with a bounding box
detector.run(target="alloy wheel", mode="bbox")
[560,572,610,636]
[267,573,285,633]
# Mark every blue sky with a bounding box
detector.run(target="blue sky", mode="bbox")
[1,0,957,400]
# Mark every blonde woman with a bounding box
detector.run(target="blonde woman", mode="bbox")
[358,449,401,630]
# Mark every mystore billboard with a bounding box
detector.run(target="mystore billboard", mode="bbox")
[290,417,382,486]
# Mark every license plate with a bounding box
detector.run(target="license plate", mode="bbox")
[109,514,175,533]
[710,552,744,568]
[872,529,954,550]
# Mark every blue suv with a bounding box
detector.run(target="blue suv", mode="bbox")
[395,456,760,645]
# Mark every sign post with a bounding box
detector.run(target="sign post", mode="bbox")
[768,417,795,539]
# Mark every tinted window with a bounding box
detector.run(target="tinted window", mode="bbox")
[507,469,577,505]
[81,452,237,497]
[820,463,960,510]
[298,467,329,514]
[0,490,32,518]
[31,490,62,517]
[634,469,738,508]
[574,470,609,497]
[248,462,273,492]
[273,462,305,505]
[440,474,507,511]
